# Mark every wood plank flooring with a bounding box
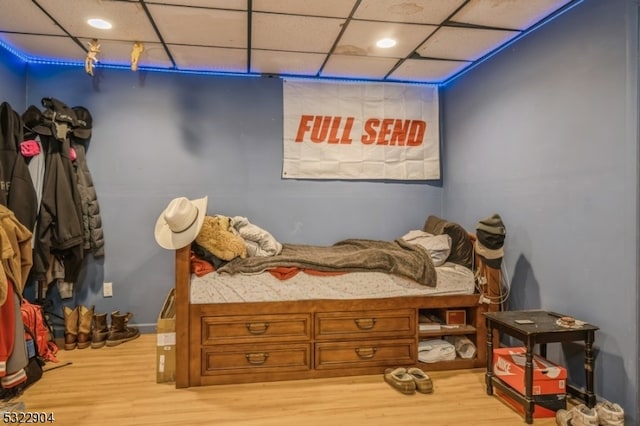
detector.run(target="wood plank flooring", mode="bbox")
[14,334,562,425]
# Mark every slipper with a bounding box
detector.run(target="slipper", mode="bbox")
[383,367,416,395]
[406,367,434,394]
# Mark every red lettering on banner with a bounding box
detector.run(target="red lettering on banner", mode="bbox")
[406,120,426,146]
[297,116,425,146]
[390,120,410,145]
[295,115,314,142]
[361,119,426,146]
[295,115,354,144]
[375,119,394,145]
[328,117,353,144]
[361,119,379,145]
[310,116,330,142]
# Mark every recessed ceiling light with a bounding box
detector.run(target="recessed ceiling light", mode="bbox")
[87,18,112,30]
[376,38,396,48]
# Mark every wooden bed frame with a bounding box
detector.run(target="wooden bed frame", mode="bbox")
[173,236,501,388]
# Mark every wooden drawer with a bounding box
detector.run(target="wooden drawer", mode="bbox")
[315,309,415,340]
[202,314,312,344]
[202,343,311,376]
[315,338,416,370]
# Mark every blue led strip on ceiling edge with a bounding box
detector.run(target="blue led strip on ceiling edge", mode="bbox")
[441,0,587,87]
[0,0,586,88]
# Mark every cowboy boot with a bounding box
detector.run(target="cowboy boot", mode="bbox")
[91,312,109,349]
[106,311,140,347]
[63,306,78,350]
[76,305,94,349]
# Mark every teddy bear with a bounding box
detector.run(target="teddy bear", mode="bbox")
[195,215,247,261]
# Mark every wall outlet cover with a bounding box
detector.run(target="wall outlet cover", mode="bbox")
[103,282,113,297]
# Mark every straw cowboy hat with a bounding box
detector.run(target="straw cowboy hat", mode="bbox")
[154,196,208,250]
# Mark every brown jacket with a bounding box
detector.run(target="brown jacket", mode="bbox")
[0,204,33,305]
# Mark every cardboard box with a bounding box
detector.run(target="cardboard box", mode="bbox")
[495,388,566,419]
[438,309,466,325]
[156,287,176,383]
[493,347,567,395]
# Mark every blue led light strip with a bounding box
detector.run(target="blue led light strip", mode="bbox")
[0,0,586,87]
[441,0,587,87]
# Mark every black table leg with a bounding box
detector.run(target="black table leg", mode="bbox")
[524,340,534,424]
[584,331,596,408]
[486,319,494,395]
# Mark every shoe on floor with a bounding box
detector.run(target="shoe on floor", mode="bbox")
[556,404,598,426]
[595,400,624,426]
[406,367,433,394]
[383,367,416,395]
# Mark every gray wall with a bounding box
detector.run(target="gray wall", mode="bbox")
[441,0,638,422]
[0,0,637,421]
[21,65,443,332]
[0,43,26,111]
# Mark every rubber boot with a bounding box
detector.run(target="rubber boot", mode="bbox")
[91,312,109,349]
[106,311,140,347]
[63,306,78,350]
[76,305,94,349]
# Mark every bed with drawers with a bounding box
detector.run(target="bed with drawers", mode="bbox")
[173,215,501,388]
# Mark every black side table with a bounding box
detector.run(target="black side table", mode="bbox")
[484,310,599,424]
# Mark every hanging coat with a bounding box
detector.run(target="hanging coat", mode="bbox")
[0,102,38,231]
[32,133,84,283]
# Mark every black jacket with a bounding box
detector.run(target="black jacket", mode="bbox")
[0,102,38,230]
[32,133,84,282]
[70,140,105,257]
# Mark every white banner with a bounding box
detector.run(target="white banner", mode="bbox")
[282,79,440,180]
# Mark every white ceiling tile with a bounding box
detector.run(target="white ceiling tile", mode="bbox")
[321,55,399,80]
[337,20,437,58]
[0,0,64,35]
[252,13,344,53]
[388,58,470,83]
[251,50,325,76]
[354,0,467,24]
[77,39,173,69]
[169,45,246,73]
[0,0,586,84]
[146,0,247,10]
[416,27,519,61]
[452,0,573,30]
[148,5,247,47]
[0,34,84,63]
[36,0,160,41]
[253,0,357,18]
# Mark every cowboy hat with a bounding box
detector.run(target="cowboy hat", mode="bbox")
[154,196,208,250]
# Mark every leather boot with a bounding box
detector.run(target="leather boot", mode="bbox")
[77,305,94,349]
[63,306,78,350]
[106,311,140,347]
[91,312,109,349]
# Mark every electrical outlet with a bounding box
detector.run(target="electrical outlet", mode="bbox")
[103,282,113,297]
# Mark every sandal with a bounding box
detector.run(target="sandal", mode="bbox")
[383,367,416,395]
[406,367,434,394]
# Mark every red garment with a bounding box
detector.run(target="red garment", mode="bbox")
[0,279,15,377]
[190,253,214,277]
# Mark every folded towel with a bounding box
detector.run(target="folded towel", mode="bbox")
[418,339,456,363]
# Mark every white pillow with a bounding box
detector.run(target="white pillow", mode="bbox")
[401,230,452,267]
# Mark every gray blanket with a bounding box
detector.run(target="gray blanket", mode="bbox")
[216,238,437,287]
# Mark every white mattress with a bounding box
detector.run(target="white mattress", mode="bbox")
[190,262,475,304]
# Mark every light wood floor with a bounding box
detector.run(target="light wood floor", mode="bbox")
[16,334,562,426]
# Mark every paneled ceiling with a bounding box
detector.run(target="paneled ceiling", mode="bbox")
[0,0,581,84]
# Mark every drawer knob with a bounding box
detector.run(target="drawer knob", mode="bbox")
[354,318,377,330]
[355,347,378,359]
[245,352,269,365]
[246,322,270,335]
